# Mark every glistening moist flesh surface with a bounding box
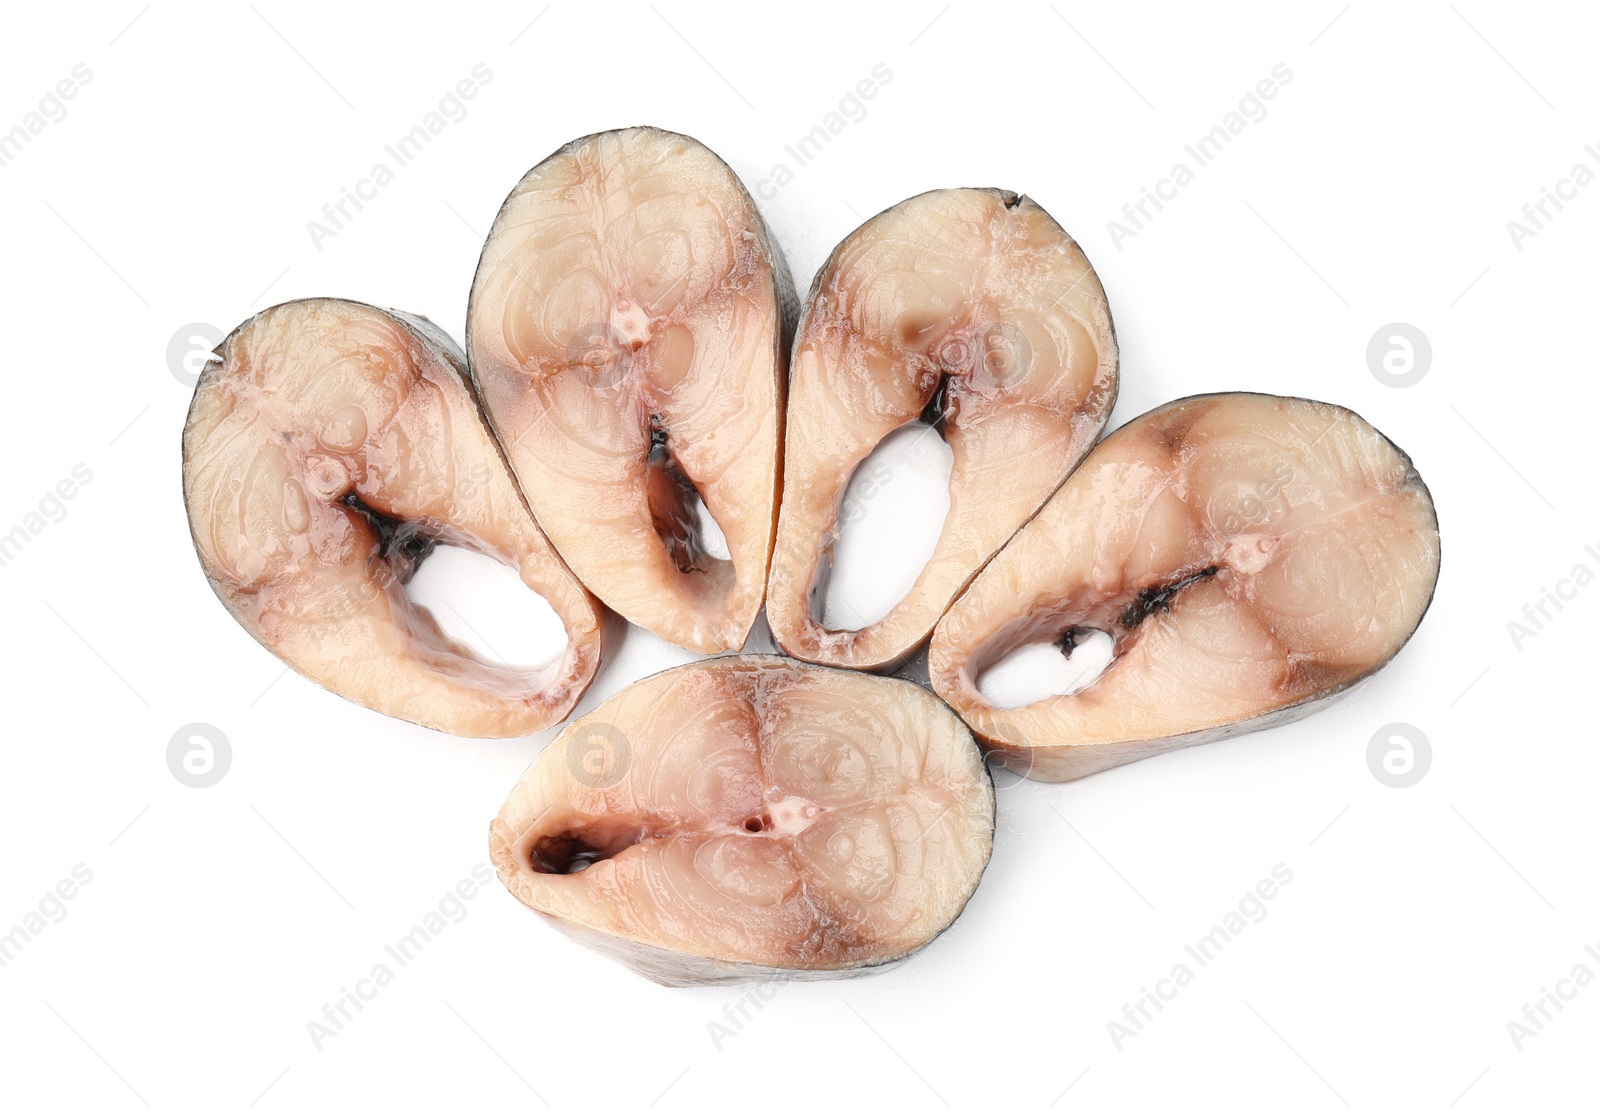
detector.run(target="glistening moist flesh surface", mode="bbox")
[766,187,1117,671]
[466,127,794,655]
[930,393,1441,781]
[182,298,602,737]
[489,656,995,985]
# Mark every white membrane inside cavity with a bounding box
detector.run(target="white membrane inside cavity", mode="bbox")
[695,496,731,561]
[406,545,567,669]
[822,422,954,631]
[977,630,1116,709]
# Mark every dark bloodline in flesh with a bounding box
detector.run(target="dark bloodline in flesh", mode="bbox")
[919,373,951,434]
[646,415,713,574]
[1057,626,1093,654]
[340,491,437,581]
[1120,565,1219,630]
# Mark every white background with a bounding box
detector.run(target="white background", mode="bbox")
[1,2,1594,1109]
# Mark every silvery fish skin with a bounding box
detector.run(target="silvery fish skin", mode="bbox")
[930,393,1441,781]
[182,298,603,737]
[466,126,795,655]
[489,656,995,986]
[766,187,1118,672]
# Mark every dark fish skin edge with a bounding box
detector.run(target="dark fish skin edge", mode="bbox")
[1048,388,1442,642]
[459,125,799,626]
[178,299,446,688]
[460,125,799,424]
[491,654,998,987]
[956,390,1441,782]
[179,297,602,734]
[782,187,1121,673]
